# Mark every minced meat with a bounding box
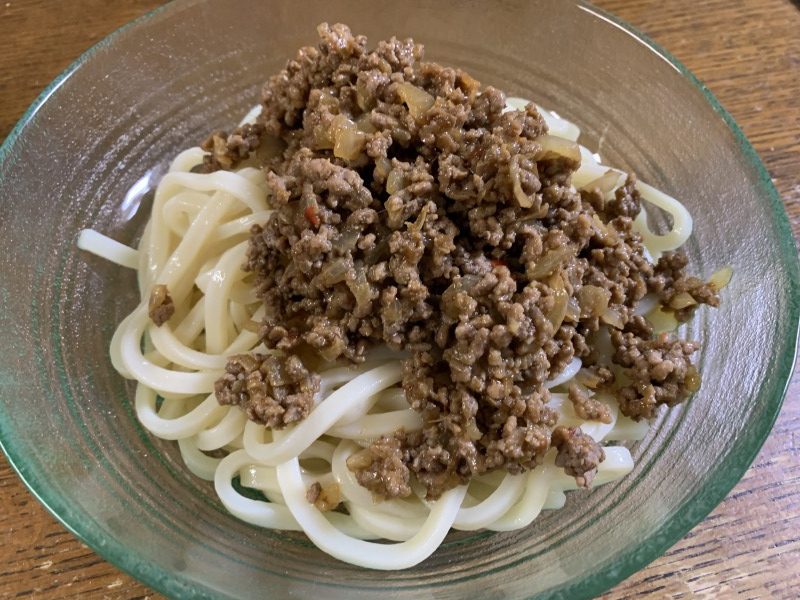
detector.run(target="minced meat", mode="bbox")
[649,251,721,322]
[209,24,718,499]
[611,328,701,420]
[551,425,605,488]
[201,123,266,172]
[148,284,174,327]
[306,481,341,512]
[346,436,412,501]
[568,384,612,424]
[214,353,320,428]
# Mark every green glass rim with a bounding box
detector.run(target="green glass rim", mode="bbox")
[0,1,798,599]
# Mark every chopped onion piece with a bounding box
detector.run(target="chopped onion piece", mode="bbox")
[577,285,611,318]
[565,297,581,322]
[573,162,625,191]
[575,368,602,389]
[527,244,576,280]
[319,258,351,285]
[547,274,569,331]
[460,275,481,291]
[408,204,429,234]
[509,155,533,208]
[386,168,408,195]
[397,82,435,120]
[635,293,660,316]
[600,306,624,329]
[709,265,733,290]
[684,369,702,392]
[355,113,377,134]
[374,157,392,180]
[669,292,698,309]
[536,134,581,163]
[331,115,366,160]
[348,269,372,308]
[646,306,679,333]
[332,230,360,252]
[384,298,402,321]
[584,169,626,198]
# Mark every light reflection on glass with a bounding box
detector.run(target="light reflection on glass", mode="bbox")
[576,5,681,74]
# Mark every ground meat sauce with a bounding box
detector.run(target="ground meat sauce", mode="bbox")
[201,123,266,172]
[215,353,320,428]
[649,251,721,322]
[611,327,702,420]
[305,480,341,512]
[551,426,605,488]
[208,24,721,500]
[148,284,175,327]
[346,436,412,501]
[568,383,612,424]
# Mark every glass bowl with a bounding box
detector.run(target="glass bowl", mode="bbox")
[0,1,797,598]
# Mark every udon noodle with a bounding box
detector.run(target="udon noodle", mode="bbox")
[79,100,694,569]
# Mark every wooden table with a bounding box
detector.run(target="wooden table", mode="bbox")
[1,1,798,598]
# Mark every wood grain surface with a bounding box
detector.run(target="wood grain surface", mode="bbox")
[1,1,798,598]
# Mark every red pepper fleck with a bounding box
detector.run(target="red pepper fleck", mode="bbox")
[491,258,506,268]
[304,206,320,227]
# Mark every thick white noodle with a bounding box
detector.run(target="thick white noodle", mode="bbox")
[545,356,582,388]
[634,181,693,259]
[453,473,527,530]
[215,450,303,530]
[77,229,139,269]
[277,456,468,570]
[178,436,223,481]
[84,97,704,569]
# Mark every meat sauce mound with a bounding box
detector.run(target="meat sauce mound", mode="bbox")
[208,24,721,500]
